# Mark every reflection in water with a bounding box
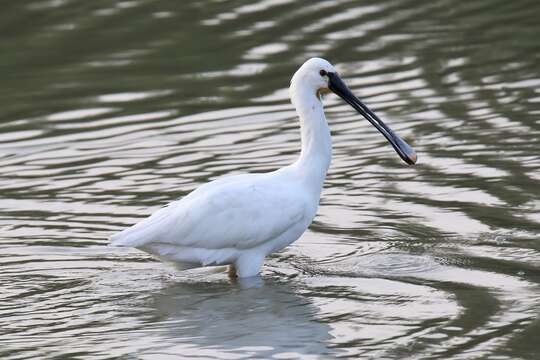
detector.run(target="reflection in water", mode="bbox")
[1,0,540,359]
[148,277,333,358]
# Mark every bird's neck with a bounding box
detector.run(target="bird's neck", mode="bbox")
[290,85,332,191]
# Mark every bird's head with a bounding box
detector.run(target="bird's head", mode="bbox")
[291,57,417,165]
[290,57,336,98]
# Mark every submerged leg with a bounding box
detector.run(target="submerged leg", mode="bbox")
[234,252,265,278]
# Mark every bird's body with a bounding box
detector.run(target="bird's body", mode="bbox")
[110,58,416,278]
[111,167,322,277]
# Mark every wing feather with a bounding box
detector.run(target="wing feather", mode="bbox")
[110,174,307,250]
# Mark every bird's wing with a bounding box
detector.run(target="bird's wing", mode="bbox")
[110,175,307,250]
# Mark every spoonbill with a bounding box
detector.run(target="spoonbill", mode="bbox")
[110,58,416,278]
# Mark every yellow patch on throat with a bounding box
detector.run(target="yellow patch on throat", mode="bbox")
[316,87,331,98]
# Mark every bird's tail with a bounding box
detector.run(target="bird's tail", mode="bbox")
[109,219,161,248]
[109,204,173,247]
[109,226,140,247]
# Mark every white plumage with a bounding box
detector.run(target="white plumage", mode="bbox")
[110,57,416,278]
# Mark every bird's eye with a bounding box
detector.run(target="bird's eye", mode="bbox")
[319,69,327,76]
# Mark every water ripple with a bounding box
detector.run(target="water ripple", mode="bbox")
[1,0,539,359]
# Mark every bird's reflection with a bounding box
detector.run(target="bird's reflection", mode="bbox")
[148,273,334,358]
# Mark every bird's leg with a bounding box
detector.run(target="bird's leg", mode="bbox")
[228,264,237,278]
[234,253,264,278]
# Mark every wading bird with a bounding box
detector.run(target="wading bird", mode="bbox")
[110,58,416,278]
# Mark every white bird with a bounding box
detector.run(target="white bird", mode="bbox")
[110,58,417,278]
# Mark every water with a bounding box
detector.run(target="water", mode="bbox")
[1,0,539,358]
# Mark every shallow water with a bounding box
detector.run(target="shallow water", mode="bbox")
[1,0,539,359]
